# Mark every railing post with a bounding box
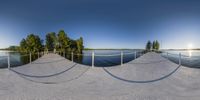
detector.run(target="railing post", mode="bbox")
[71,52,74,62]
[63,51,65,57]
[135,51,137,59]
[7,52,10,70]
[121,51,123,66]
[30,52,32,64]
[92,51,94,68]
[179,53,181,66]
[167,52,169,60]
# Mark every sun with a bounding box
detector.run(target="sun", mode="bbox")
[187,43,193,50]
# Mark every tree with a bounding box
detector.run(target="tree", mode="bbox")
[76,37,84,53]
[19,30,84,54]
[155,40,160,50]
[20,38,27,52]
[69,39,77,52]
[46,32,57,51]
[149,40,160,51]
[57,30,69,52]
[146,40,152,51]
[21,34,43,53]
[152,41,156,50]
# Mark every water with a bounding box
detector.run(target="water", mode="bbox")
[1,50,200,68]
[161,50,200,68]
[63,50,144,67]
[0,50,40,68]
[0,50,144,68]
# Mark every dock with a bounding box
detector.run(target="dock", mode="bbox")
[0,52,200,100]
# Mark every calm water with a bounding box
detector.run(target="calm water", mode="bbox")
[1,50,200,68]
[0,50,40,68]
[0,50,143,68]
[63,50,143,67]
[161,50,200,68]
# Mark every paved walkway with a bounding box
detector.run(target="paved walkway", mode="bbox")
[0,53,200,100]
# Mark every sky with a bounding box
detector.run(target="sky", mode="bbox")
[0,0,200,49]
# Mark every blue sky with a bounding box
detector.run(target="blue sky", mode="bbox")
[0,0,200,49]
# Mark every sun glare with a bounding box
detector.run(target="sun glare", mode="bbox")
[187,43,194,57]
[187,43,193,50]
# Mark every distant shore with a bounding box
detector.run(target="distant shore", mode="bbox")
[1,47,200,51]
[84,48,144,50]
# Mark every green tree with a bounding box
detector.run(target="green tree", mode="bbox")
[146,40,152,51]
[20,38,27,52]
[57,30,69,52]
[152,40,156,50]
[151,40,160,51]
[46,32,57,51]
[76,37,84,53]
[155,40,160,50]
[25,34,42,53]
[19,30,84,54]
[69,39,77,52]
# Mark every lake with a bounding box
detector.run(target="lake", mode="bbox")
[1,50,200,68]
[161,50,200,68]
[0,50,40,68]
[0,50,144,68]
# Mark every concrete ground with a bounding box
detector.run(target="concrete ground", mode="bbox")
[0,52,200,100]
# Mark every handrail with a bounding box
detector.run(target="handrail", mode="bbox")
[0,56,7,58]
[123,52,136,55]
[73,53,92,56]
[95,53,121,57]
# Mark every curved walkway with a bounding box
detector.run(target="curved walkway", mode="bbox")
[0,53,200,100]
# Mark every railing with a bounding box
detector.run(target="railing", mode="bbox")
[3,50,192,69]
[1,50,145,69]
[162,52,182,66]
[57,51,144,67]
[1,52,45,69]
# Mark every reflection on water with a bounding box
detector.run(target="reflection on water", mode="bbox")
[162,50,200,68]
[62,50,143,67]
[0,50,144,68]
[0,51,40,68]
[188,50,192,57]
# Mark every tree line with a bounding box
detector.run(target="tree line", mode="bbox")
[19,30,84,54]
[145,40,160,51]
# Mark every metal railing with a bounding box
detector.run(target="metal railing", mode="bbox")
[162,52,182,66]
[3,52,45,69]
[2,50,144,69]
[59,51,143,67]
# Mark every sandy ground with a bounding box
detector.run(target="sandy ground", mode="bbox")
[0,52,200,100]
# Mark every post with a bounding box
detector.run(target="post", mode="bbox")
[167,52,169,60]
[71,52,74,62]
[179,53,181,66]
[38,52,39,58]
[30,52,32,64]
[7,53,10,70]
[63,52,65,57]
[92,51,94,68]
[135,51,137,59]
[121,51,123,66]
